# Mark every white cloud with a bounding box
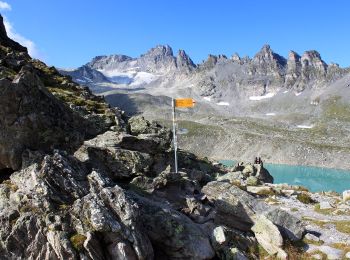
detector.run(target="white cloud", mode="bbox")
[0,1,11,11]
[3,17,42,59]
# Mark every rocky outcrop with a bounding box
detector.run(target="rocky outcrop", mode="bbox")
[176,49,196,72]
[0,65,86,170]
[60,65,110,84]
[251,215,287,259]
[87,54,133,71]
[138,45,177,73]
[251,44,287,79]
[301,50,328,80]
[0,15,27,53]
[285,51,302,88]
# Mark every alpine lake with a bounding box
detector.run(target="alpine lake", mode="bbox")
[220,160,350,193]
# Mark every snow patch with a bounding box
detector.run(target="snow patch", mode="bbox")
[98,68,158,86]
[266,113,276,116]
[203,97,211,102]
[98,69,136,79]
[297,125,314,129]
[295,92,302,96]
[130,71,158,86]
[249,92,276,101]
[216,102,230,106]
[283,90,289,94]
[76,79,86,83]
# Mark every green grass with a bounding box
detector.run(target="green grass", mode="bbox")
[302,238,324,246]
[322,96,350,122]
[31,59,113,117]
[303,217,350,235]
[314,203,334,215]
[297,193,316,204]
[335,221,350,234]
[70,234,87,251]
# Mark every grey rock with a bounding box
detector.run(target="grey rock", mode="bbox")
[202,181,268,231]
[131,193,215,259]
[176,49,196,72]
[0,66,86,170]
[246,176,259,186]
[304,233,320,242]
[265,208,305,241]
[251,215,287,259]
[74,131,154,180]
[0,15,28,53]
[319,201,334,210]
[212,226,226,245]
[217,171,243,183]
[247,185,273,195]
[118,133,171,154]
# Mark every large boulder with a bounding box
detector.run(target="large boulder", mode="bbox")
[74,131,154,180]
[265,208,305,241]
[127,115,172,152]
[202,181,268,231]
[118,133,171,154]
[131,193,215,259]
[231,163,273,184]
[251,215,287,259]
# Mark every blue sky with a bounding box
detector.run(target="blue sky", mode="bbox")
[1,0,350,68]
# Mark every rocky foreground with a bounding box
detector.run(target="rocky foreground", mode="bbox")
[0,14,350,260]
[1,113,350,259]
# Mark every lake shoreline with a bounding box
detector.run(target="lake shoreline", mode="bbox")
[219,159,350,193]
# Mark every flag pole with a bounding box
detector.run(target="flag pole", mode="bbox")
[172,98,178,173]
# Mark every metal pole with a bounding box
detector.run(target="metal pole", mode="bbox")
[172,98,178,173]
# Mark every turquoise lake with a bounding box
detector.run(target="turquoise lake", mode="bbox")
[219,160,350,193]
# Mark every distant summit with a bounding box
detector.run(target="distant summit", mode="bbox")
[61,43,348,95]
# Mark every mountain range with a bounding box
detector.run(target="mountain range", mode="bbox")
[61,44,350,170]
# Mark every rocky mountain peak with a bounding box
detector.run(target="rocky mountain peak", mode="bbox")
[251,44,287,77]
[176,49,196,71]
[301,50,327,79]
[143,44,174,58]
[0,15,27,53]
[261,44,272,52]
[285,51,302,88]
[137,44,177,73]
[288,51,301,62]
[87,54,133,70]
[301,50,322,61]
[253,44,287,67]
[231,53,241,62]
